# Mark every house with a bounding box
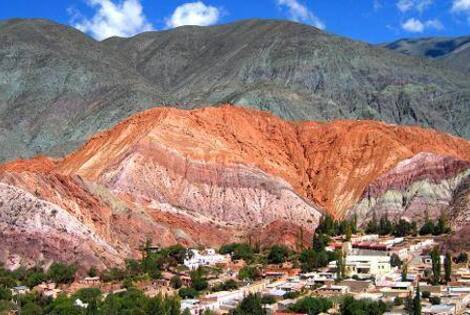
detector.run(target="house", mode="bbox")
[74,298,89,308]
[422,304,456,315]
[315,285,350,296]
[11,285,29,296]
[81,276,100,286]
[329,255,391,277]
[184,249,229,270]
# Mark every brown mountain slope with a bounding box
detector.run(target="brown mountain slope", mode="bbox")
[56,105,470,217]
[2,105,470,268]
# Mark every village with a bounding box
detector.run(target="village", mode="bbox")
[2,214,470,315]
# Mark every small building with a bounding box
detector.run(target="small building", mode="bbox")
[315,285,350,296]
[184,249,229,270]
[329,255,391,277]
[422,304,456,315]
[11,285,30,296]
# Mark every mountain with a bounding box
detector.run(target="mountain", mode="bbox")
[2,105,470,269]
[1,18,470,162]
[384,36,470,73]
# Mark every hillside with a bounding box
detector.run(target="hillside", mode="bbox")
[2,106,470,268]
[1,18,470,162]
[384,36,470,74]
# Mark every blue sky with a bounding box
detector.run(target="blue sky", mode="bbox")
[1,0,470,43]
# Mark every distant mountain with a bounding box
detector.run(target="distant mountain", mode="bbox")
[1,18,470,162]
[384,36,470,73]
[2,105,470,269]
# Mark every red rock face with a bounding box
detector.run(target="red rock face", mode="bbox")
[2,105,470,268]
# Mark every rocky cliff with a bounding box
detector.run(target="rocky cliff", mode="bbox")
[2,106,470,268]
[348,152,470,224]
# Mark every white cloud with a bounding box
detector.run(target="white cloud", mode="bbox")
[401,17,444,32]
[165,2,220,28]
[397,0,433,12]
[425,18,444,30]
[277,0,325,29]
[402,17,424,31]
[397,0,414,12]
[452,0,470,12]
[72,0,153,40]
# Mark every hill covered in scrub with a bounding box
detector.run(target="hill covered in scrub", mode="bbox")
[1,18,470,162]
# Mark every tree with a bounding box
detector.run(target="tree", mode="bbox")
[267,245,289,264]
[444,252,452,283]
[456,252,468,264]
[401,263,408,282]
[340,296,386,315]
[430,247,441,285]
[289,296,332,314]
[190,268,208,291]
[170,275,183,289]
[413,284,422,315]
[312,233,330,252]
[232,293,265,315]
[345,223,352,241]
[299,249,329,272]
[390,254,402,268]
[378,215,393,235]
[87,267,97,278]
[429,296,441,305]
[220,243,255,262]
[433,212,451,235]
[47,263,76,284]
[335,249,345,281]
[179,287,199,299]
[365,212,379,234]
[238,266,261,282]
[420,219,435,236]
[72,288,101,304]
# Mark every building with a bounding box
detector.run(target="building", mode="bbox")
[184,249,229,270]
[316,285,350,296]
[11,285,29,296]
[329,255,391,277]
[422,304,456,315]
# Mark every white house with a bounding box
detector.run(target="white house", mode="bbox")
[330,255,391,277]
[184,248,228,270]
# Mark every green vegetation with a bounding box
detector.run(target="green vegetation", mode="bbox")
[48,263,77,284]
[336,249,346,281]
[267,245,289,264]
[420,213,451,236]
[170,275,183,289]
[211,279,239,292]
[444,252,452,283]
[179,287,199,299]
[316,214,357,238]
[231,293,265,315]
[340,296,388,315]
[365,213,450,237]
[299,231,337,272]
[190,268,208,291]
[366,214,416,236]
[289,296,332,314]
[219,243,255,262]
[238,266,262,282]
[430,247,441,285]
[260,295,276,305]
[456,252,468,264]
[390,253,402,267]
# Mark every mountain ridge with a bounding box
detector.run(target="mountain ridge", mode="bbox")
[1,18,470,162]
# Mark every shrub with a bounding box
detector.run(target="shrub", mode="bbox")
[179,287,199,299]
